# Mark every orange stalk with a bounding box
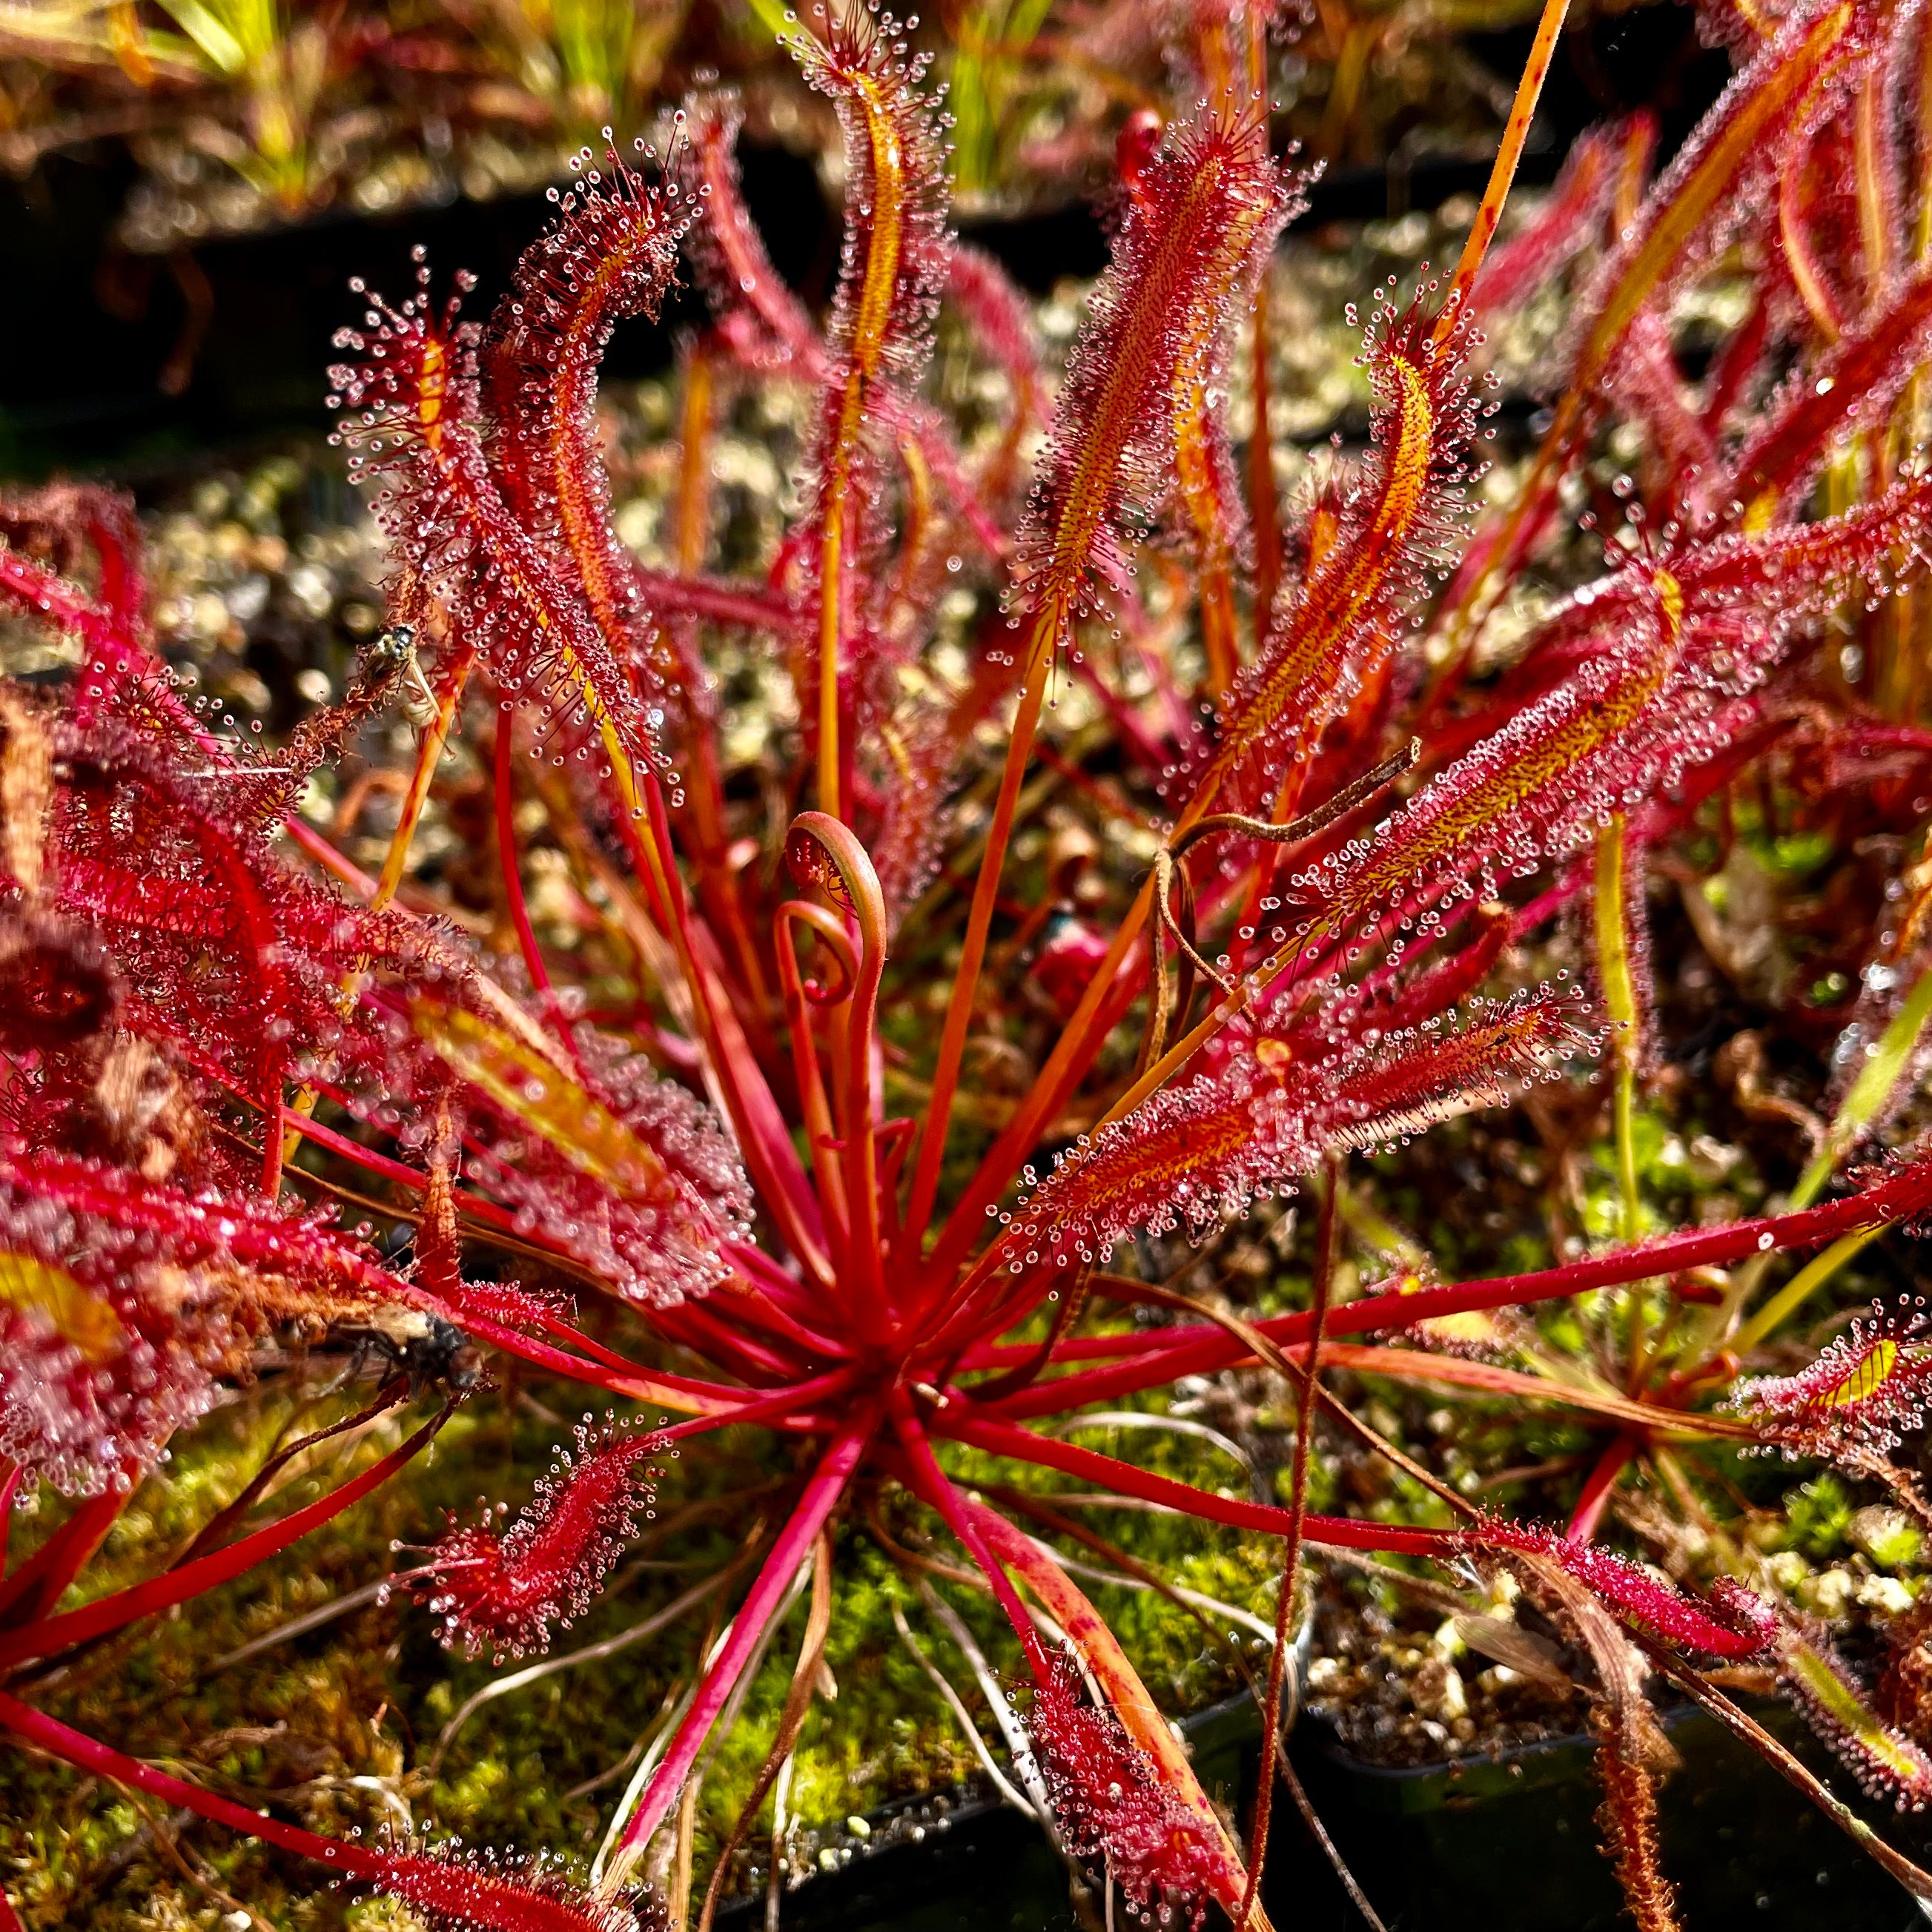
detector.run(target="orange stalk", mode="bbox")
[675,345,715,575]
[1177,379,1243,696]
[1781,126,1847,341]
[904,596,1063,1245]
[1433,0,1574,350]
[1857,73,1899,294]
[374,644,472,910]
[817,489,848,819]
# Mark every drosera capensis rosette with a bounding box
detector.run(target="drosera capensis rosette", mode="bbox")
[19,0,1932,1922]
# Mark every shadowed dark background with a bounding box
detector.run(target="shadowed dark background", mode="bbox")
[0,2,1729,478]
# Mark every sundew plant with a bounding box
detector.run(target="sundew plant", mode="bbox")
[19,0,1932,1925]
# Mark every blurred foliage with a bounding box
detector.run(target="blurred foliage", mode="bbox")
[1,0,1627,247]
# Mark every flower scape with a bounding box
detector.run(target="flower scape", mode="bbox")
[22,0,1932,1925]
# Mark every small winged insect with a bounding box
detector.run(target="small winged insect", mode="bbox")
[345,623,418,702]
[329,1303,483,1395]
[360,624,441,728]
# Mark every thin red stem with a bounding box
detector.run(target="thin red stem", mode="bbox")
[631,567,804,638]
[0,1478,137,1628]
[936,1411,1455,1555]
[0,1690,395,1882]
[889,1399,1055,1675]
[0,1461,18,1570]
[604,1415,876,1870]
[983,1162,1932,1419]
[1567,1436,1638,1544]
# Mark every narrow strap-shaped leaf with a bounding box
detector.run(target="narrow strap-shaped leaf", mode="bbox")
[600,1415,874,1877]
[0,1481,134,1629]
[965,1492,1263,1925]
[988,1154,1932,1419]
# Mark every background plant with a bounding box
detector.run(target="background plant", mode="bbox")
[0,0,1584,247]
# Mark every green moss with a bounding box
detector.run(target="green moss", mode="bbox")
[1782,1475,1858,1562]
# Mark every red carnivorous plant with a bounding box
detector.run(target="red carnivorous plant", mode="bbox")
[21,0,1932,1925]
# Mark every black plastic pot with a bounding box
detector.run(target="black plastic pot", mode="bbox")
[712,1693,1257,1931]
[1279,1701,1932,1932]
[721,1696,1932,1931]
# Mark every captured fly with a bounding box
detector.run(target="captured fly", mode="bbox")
[331,1303,482,1395]
[365,624,443,729]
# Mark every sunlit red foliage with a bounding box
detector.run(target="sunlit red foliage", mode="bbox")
[413,1417,668,1662]
[16,0,1932,1922]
